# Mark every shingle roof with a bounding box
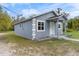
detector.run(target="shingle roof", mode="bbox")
[14,9,68,25]
[14,10,55,25]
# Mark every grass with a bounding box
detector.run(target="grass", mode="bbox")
[65,31,79,39]
[1,31,79,56]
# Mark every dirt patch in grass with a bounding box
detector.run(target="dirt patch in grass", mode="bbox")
[0,31,79,56]
[0,33,12,56]
[8,42,79,56]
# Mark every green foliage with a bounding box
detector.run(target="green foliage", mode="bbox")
[66,29,74,32]
[0,5,13,31]
[67,18,79,31]
[66,31,79,39]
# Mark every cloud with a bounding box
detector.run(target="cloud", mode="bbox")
[21,9,40,17]
[20,3,68,18]
[1,3,16,12]
[46,3,79,18]
[1,3,69,17]
[70,11,79,17]
[10,3,16,7]
[44,3,79,18]
[0,3,9,7]
[1,3,16,7]
[68,3,79,18]
[2,3,79,18]
[38,3,64,13]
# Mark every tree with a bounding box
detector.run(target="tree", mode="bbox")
[67,17,79,31]
[0,5,13,31]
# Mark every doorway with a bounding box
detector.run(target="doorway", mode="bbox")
[50,22,56,37]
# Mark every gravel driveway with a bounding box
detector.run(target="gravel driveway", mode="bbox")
[0,33,12,56]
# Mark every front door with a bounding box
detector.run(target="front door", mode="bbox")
[57,22,63,35]
[50,22,56,37]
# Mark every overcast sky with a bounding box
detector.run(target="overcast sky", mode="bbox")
[1,3,79,18]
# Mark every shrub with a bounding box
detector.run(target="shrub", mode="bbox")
[66,29,73,32]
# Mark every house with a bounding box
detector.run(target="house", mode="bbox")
[14,8,68,40]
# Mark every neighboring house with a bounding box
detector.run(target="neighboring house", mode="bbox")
[14,8,68,40]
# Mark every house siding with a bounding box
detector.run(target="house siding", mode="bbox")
[34,12,55,39]
[55,19,64,36]
[14,20,32,39]
[14,11,67,40]
[35,20,50,39]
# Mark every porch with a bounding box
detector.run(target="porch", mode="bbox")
[35,19,65,40]
[46,18,64,38]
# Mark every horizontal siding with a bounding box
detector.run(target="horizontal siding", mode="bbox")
[35,20,50,39]
[35,12,54,39]
[14,20,32,39]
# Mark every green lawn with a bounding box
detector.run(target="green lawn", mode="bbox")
[1,31,79,56]
[65,31,79,39]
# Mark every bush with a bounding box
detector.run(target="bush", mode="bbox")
[66,29,73,32]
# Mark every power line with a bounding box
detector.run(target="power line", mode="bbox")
[1,5,20,15]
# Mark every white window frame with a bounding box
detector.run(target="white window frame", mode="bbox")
[37,20,45,32]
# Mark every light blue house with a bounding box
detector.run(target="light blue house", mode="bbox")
[14,8,68,40]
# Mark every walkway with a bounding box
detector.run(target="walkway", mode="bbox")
[59,36,79,42]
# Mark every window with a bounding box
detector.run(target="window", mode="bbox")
[58,24,61,28]
[37,21,45,32]
[20,24,21,27]
[19,23,24,30]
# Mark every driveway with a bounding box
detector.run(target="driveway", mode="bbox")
[0,33,12,56]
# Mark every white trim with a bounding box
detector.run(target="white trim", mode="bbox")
[32,29,35,31]
[49,22,56,37]
[32,24,35,26]
[37,20,45,32]
[32,34,36,36]
[54,10,59,16]
[32,18,36,40]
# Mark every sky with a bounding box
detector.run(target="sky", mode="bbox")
[1,3,79,18]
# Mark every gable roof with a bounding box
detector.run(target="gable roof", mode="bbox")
[14,9,68,25]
